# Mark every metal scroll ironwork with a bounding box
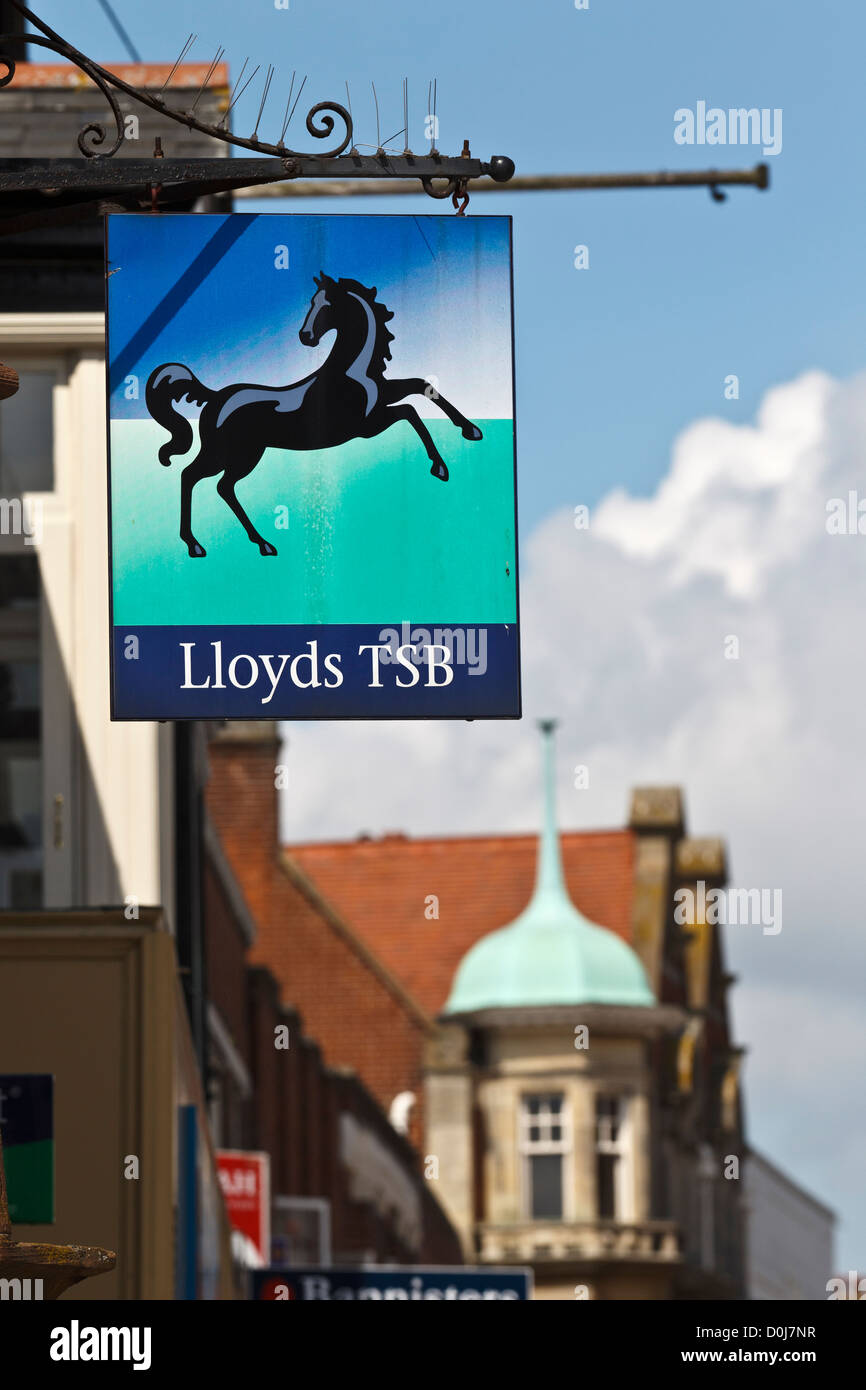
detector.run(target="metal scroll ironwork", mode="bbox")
[0,1,353,160]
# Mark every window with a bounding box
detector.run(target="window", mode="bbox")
[0,368,56,496]
[520,1093,570,1221]
[595,1094,630,1220]
[0,555,41,908]
[272,1197,331,1266]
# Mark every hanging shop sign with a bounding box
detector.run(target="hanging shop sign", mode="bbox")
[106,213,519,720]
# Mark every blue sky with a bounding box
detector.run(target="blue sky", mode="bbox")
[33,1,866,1277]
[36,0,866,529]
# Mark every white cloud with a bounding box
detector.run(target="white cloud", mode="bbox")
[281,367,866,1267]
[592,370,833,596]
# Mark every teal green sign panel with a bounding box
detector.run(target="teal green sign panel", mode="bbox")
[0,1074,54,1223]
[106,213,520,720]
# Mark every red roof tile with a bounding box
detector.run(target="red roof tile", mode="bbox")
[284,829,635,1015]
[8,63,229,90]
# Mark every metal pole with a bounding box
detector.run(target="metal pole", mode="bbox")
[234,164,769,200]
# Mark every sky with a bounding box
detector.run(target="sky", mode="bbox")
[34,0,866,1275]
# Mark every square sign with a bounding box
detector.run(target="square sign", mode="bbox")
[0,1073,54,1223]
[106,213,520,720]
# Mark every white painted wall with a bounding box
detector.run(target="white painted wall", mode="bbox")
[0,314,174,919]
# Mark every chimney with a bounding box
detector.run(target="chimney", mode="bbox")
[627,786,685,989]
[206,723,283,927]
[629,786,685,838]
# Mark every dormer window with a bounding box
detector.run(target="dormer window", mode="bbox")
[520,1093,570,1221]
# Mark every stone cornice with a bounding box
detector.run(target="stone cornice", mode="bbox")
[440,1001,685,1036]
[0,313,105,348]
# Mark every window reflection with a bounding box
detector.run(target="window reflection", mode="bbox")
[0,555,41,908]
[0,369,56,495]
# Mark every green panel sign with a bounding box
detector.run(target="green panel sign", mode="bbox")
[0,1074,54,1223]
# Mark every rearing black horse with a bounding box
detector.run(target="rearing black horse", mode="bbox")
[145,273,483,557]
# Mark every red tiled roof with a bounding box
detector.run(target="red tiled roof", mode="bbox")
[284,829,635,1015]
[8,63,229,90]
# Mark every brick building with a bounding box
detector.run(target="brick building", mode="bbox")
[201,747,460,1264]
[207,719,750,1298]
[207,723,434,1156]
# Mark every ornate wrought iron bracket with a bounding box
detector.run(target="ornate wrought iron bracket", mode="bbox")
[0,1,356,159]
[0,1,514,228]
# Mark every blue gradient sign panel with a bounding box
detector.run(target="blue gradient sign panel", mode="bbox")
[106,213,519,720]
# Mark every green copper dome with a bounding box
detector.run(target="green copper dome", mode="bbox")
[443,722,655,1015]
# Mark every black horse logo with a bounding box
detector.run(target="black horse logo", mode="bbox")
[145,273,483,557]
